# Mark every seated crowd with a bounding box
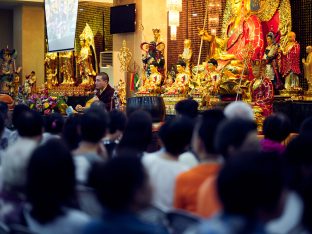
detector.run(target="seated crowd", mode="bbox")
[0,99,310,234]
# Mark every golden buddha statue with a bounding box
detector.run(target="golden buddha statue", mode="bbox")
[164,60,190,95]
[137,62,162,95]
[45,52,58,88]
[179,39,192,74]
[60,51,74,85]
[303,46,312,92]
[199,0,263,64]
[280,31,301,90]
[77,23,97,86]
[117,40,132,72]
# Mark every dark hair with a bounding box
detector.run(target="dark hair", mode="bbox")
[159,117,193,156]
[17,110,43,137]
[175,99,199,119]
[263,113,291,142]
[117,110,152,155]
[197,109,226,154]
[26,139,75,224]
[89,156,146,211]
[0,101,8,119]
[208,58,218,67]
[215,118,257,159]
[62,114,81,150]
[44,113,64,134]
[97,72,109,82]
[177,60,186,67]
[12,104,30,129]
[108,110,127,134]
[217,151,283,217]
[0,114,4,135]
[300,116,312,137]
[80,109,108,143]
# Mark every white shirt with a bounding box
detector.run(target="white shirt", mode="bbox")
[24,207,90,234]
[142,153,189,211]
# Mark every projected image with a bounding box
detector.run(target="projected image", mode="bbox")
[45,0,78,52]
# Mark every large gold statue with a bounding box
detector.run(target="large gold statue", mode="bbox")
[77,23,97,86]
[303,46,312,92]
[45,52,58,88]
[60,51,74,85]
[199,0,264,64]
[137,62,162,95]
[280,31,301,90]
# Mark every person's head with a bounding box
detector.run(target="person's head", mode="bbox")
[184,39,191,48]
[150,62,158,73]
[95,72,109,90]
[307,46,312,54]
[266,32,275,45]
[12,104,30,129]
[0,114,4,137]
[17,110,43,139]
[31,71,35,75]
[0,101,8,121]
[117,110,152,154]
[80,108,108,143]
[215,118,259,160]
[89,156,151,212]
[176,60,186,73]
[192,109,225,160]
[159,117,194,157]
[44,113,64,135]
[263,113,291,143]
[62,114,81,150]
[26,139,75,224]
[300,116,312,137]
[217,151,284,220]
[207,58,218,71]
[175,99,199,119]
[108,110,127,135]
[287,31,296,42]
[224,101,254,121]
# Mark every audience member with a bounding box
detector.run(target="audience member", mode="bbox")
[25,139,90,234]
[0,110,42,224]
[299,116,312,137]
[195,152,284,234]
[0,102,11,152]
[85,156,169,234]
[260,113,291,154]
[214,118,259,160]
[174,109,225,214]
[223,101,254,120]
[41,113,64,144]
[116,110,152,157]
[142,117,193,211]
[62,114,81,151]
[102,110,127,158]
[73,108,108,184]
[175,99,199,120]
[8,104,30,146]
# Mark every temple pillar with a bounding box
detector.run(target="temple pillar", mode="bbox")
[13,5,45,88]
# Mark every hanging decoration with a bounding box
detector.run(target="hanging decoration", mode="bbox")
[167,0,182,40]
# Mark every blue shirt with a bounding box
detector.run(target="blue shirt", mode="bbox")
[83,211,169,234]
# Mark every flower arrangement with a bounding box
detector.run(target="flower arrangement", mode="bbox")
[15,88,68,115]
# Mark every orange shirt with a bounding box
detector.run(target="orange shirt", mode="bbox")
[196,175,222,218]
[174,163,221,214]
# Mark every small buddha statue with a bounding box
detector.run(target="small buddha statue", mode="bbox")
[303,46,312,91]
[179,39,192,73]
[164,60,189,95]
[137,61,162,95]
